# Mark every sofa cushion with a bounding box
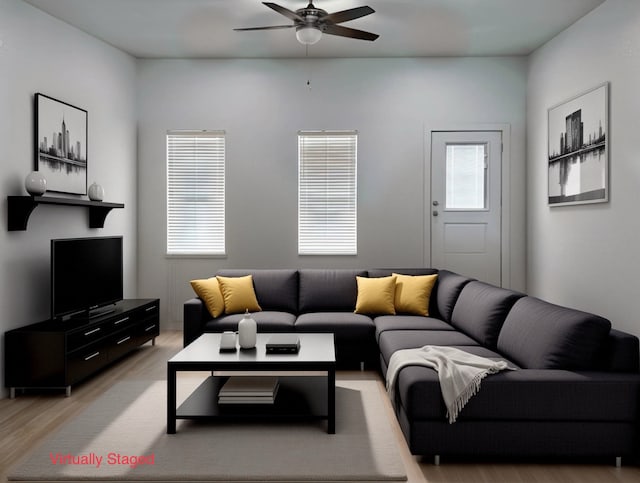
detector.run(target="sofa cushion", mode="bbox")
[374,315,454,343]
[354,275,397,315]
[216,275,262,314]
[394,364,639,422]
[190,277,225,318]
[295,312,375,340]
[378,330,480,367]
[298,269,366,312]
[497,297,612,370]
[391,345,515,419]
[205,311,296,333]
[434,270,475,323]
[392,273,438,316]
[216,269,298,313]
[450,281,525,348]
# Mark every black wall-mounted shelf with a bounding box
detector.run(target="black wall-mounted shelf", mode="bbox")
[7,195,125,231]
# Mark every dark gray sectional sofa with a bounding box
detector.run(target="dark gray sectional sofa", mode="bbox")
[185,268,379,366]
[183,268,640,463]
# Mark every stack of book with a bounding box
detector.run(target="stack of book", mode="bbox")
[218,376,279,404]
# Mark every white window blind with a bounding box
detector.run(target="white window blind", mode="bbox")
[298,131,357,255]
[167,131,225,256]
[445,143,487,210]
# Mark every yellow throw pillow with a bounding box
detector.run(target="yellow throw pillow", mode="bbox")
[393,273,438,316]
[190,277,225,318]
[354,275,397,315]
[216,275,262,314]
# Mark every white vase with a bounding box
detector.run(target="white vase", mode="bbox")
[238,309,257,349]
[25,171,46,196]
[88,182,104,201]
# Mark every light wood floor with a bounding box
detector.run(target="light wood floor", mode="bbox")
[1,331,638,483]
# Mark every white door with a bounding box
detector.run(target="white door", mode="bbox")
[430,131,502,285]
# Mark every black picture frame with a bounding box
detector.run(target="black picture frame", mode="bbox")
[35,93,88,195]
[547,82,609,207]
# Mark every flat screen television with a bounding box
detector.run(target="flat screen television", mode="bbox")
[51,236,123,320]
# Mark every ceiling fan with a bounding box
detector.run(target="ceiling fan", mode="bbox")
[234,2,379,45]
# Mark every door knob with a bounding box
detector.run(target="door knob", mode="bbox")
[432,210,439,217]
[432,201,439,206]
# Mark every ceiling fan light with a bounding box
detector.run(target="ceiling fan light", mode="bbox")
[296,26,322,45]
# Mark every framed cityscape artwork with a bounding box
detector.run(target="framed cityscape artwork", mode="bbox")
[547,82,608,207]
[35,93,88,195]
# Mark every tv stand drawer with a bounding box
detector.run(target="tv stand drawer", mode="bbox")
[68,345,109,384]
[67,321,111,351]
[109,327,143,362]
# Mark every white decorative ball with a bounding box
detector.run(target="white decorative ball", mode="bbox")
[25,171,46,196]
[88,182,104,201]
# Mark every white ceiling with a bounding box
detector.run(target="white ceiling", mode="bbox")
[23,0,605,59]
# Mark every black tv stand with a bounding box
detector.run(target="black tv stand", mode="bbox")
[5,299,160,398]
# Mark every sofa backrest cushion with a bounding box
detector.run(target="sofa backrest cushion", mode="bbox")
[450,281,525,348]
[299,269,367,312]
[216,269,298,313]
[497,297,612,370]
[433,270,475,323]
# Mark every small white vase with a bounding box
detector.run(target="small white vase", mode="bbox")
[25,171,46,196]
[88,182,104,201]
[238,309,257,349]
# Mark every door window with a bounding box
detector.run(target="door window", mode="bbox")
[445,143,487,210]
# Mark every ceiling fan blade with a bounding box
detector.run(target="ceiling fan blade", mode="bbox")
[262,2,304,22]
[323,6,375,24]
[234,25,296,31]
[322,24,379,41]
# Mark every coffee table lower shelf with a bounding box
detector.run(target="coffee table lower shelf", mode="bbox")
[176,376,330,428]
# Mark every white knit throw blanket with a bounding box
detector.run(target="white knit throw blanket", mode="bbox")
[386,345,514,423]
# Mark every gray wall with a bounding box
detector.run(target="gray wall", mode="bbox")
[0,0,138,395]
[137,57,527,328]
[527,0,640,337]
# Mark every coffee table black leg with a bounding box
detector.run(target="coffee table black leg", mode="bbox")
[167,364,176,434]
[328,368,336,434]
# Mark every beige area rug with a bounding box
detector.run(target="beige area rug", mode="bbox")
[8,378,406,482]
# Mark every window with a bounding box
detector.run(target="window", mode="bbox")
[298,131,357,255]
[445,143,487,210]
[166,131,225,256]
